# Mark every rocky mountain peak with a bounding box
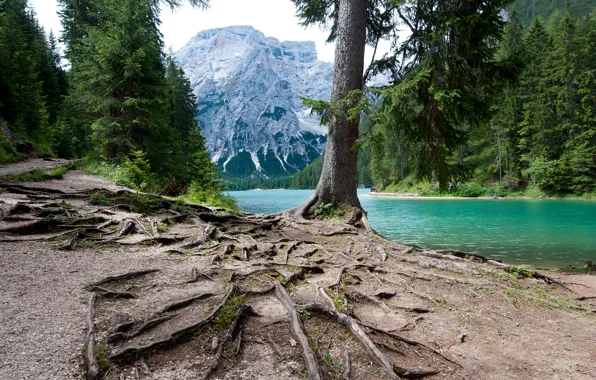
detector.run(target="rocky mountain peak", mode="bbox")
[175,26,333,178]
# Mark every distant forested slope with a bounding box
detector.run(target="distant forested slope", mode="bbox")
[510,0,596,26]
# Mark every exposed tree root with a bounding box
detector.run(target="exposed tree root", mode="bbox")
[85,292,99,380]
[85,269,160,290]
[357,320,462,368]
[180,225,216,249]
[3,180,589,379]
[274,279,323,380]
[0,217,63,234]
[575,296,596,301]
[299,302,401,380]
[109,285,234,364]
[201,304,256,380]
[158,292,216,314]
[91,286,137,299]
[343,349,352,379]
[187,268,216,283]
[127,314,177,339]
[117,219,136,238]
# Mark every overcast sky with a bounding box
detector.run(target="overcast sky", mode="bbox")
[29,0,394,64]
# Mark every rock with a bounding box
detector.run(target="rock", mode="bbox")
[174,26,332,178]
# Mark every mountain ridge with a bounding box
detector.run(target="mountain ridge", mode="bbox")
[174,25,332,179]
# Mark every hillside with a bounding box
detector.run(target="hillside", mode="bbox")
[510,0,596,26]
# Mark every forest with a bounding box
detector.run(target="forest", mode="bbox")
[0,0,233,207]
[286,3,596,198]
[1,0,595,200]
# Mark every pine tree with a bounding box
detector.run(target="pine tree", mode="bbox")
[0,0,49,142]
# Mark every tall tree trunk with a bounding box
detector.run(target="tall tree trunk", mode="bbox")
[297,0,369,218]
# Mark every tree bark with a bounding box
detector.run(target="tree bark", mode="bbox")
[299,0,369,216]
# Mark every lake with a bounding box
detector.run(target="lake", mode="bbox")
[228,189,596,269]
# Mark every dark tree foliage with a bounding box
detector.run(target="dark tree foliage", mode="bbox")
[509,0,595,27]
[294,0,515,191]
[370,6,596,195]
[0,0,68,158]
[57,0,223,197]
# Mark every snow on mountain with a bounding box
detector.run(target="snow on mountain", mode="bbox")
[175,25,333,178]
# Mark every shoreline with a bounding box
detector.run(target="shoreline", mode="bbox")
[366,191,596,201]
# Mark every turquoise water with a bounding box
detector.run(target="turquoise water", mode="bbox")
[228,189,596,268]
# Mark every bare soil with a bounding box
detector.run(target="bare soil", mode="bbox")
[0,168,595,380]
[0,158,70,177]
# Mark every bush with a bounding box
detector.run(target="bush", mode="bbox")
[179,181,238,210]
[120,150,158,191]
[84,152,158,192]
[313,203,343,219]
[418,184,442,196]
[453,182,486,197]
[0,135,19,164]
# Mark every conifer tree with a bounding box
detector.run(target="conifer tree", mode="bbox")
[0,0,49,143]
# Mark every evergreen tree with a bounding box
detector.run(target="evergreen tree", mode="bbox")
[0,0,49,145]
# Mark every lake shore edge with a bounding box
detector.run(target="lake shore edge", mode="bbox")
[367,191,596,201]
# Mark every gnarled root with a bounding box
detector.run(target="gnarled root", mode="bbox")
[274,279,323,380]
[298,302,400,380]
[85,292,100,380]
[109,285,234,364]
[201,304,256,380]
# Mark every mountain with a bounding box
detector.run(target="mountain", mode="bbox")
[175,26,333,178]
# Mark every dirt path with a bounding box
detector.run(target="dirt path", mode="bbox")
[0,158,71,177]
[1,169,595,380]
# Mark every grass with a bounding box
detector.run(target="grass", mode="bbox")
[502,274,592,317]
[331,292,347,312]
[559,264,593,273]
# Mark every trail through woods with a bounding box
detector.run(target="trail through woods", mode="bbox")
[0,166,595,379]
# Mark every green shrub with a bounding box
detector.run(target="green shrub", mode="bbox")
[119,150,158,191]
[313,203,343,219]
[418,184,442,196]
[179,181,238,211]
[453,182,486,197]
[0,135,19,164]
[84,152,159,193]
[1,163,74,182]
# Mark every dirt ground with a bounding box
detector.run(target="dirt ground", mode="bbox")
[0,158,70,177]
[0,165,595,380]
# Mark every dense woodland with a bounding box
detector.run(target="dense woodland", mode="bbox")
[288,1,596,198]
[1,0,595,199]
[0,0,233,207]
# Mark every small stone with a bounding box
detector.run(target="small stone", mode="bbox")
[458,333,467,343]
[289,338,297,347]
[211,337,219,351]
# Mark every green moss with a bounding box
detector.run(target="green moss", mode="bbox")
[332,293,347,312]
[0,135,20,164]
[213,295,245,326]
[504,266,535,280]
